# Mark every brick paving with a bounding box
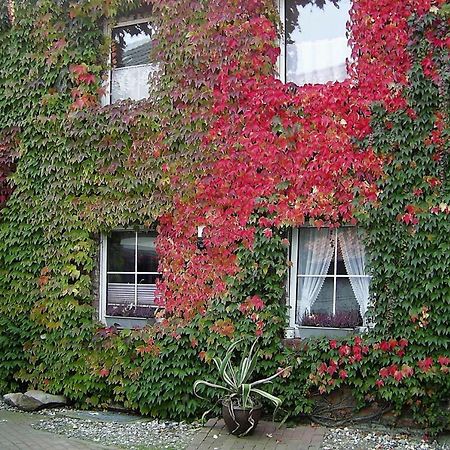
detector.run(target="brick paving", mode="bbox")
[0,409,114,450]
[187,418,325,450]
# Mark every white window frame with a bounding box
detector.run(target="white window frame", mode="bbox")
[101,16,154,106]
[99,230,160,325]
[288,227,369,332]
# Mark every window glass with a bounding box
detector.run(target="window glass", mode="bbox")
[107,231,135,272]
[137,232,158,273]
[105,230,160,320]
[112,23,154,68]
[295,227,368,327]
[110,21,156,103]
[285,0,351,85]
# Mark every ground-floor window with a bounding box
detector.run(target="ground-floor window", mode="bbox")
[289,227,370,329]
[100,230,160,327]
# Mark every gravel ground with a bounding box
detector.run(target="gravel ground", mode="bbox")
[2,400,449,450]
[0,399,200,449]
[322,427,450,450]
[33,416,199,449]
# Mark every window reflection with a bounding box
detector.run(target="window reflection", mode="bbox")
[285,0,351,85]
[112,23,154,68]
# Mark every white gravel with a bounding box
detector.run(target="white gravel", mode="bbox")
[0,399,200,449]
[33,416,199,449]
[322,427,450,450]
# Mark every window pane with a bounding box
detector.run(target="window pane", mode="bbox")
[112,23,154,68]
[285,0,351,85]
[107,231,136,272]
[111,64,156,102]
[137,274,160,306]
[335,277,357,311]
[107,273,135,309]
[298,228,334,276]
[137,232,158,272]
[308,277,334,315]
[336,238,347,275]
[335,277,362,326]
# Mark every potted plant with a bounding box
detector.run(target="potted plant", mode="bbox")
[194,338,290,436]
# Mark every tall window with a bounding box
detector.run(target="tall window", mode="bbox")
[283,0,351,85]
[109,18,157,103]
[100,230,160,326]
[289,228,370,328]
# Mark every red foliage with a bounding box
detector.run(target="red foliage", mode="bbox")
[153,0,443,318]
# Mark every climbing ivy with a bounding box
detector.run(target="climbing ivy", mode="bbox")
[0,0,448,433]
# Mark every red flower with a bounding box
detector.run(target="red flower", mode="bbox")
[398,338,408,348]
[339,370,348,379]
[375,379,384,388]
[396,349,405,357]
[354,336,363,346]
[379,367,390,378]
[329,339,338,349]
[263,228,273,238]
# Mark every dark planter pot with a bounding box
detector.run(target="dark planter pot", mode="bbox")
[222,401,262,436]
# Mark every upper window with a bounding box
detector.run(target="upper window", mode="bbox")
[100,230,160,327]
[284,0,351,85]
[109,19,157,103]
[289,227,370,329]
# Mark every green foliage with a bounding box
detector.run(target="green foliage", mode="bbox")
[0,0,448,436]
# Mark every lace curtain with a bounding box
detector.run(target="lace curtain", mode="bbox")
[339,228,370,319]
[296,228,334,322]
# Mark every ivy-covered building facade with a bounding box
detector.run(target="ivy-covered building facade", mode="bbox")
[0,0,449,432]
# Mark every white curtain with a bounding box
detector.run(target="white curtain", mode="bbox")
[339,228,370,319]
[296,228,334,322]
[286,37,349,85]
[111,64,157,103]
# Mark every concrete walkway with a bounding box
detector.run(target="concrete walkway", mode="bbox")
[0,409,113,450]
[187,418,325,450]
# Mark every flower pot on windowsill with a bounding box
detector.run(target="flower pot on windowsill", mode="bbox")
[222,400,262,436]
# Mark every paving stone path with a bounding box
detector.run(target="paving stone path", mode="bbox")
[0,409,113,450]
[187,418,325,450]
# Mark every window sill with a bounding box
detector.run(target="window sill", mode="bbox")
[104,315,155,329]
[286,325,363,340]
